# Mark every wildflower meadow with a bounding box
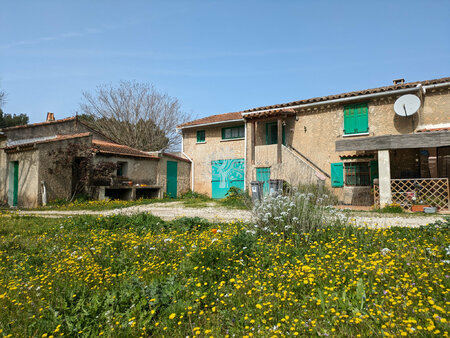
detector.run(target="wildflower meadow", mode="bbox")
[0,188,449,337]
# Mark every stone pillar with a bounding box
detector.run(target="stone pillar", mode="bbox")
[98,186,106,200]
[277,117,282,163]
[378,150,392,207]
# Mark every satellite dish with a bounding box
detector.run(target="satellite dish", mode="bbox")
[394,94,421,117]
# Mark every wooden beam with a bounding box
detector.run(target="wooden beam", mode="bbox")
[251,121,255,164]
[277,117,282,163]
[336,131,450,152]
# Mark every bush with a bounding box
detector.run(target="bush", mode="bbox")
[179,191,209,200]
[252,185,345,237]
[379,203,404,213]
[220,187,251,209]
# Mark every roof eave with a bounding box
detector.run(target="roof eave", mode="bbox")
[177,118,245,130]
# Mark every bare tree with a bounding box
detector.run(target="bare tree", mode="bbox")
[80,81,191,151]
[0,86,6,108]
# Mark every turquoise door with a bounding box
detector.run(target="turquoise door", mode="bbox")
[166,161,178,198]
[8,161,19,206]
[211,159,245,199]
[256,167,271,195]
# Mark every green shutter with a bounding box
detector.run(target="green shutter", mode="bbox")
[197,130,205,142]
[256,167,271,195]
[370,160,378,185]
[356,104,368,133]
[330,162,344,187]
[344,103,368,134]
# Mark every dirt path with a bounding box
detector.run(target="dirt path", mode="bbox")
[14,202,253,222]
[11,202,444,227]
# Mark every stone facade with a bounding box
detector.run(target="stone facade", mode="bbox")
[182,122,245,195]
[180,84,450,204]
[0,117,191,208]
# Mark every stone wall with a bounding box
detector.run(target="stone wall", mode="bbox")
[5,149,40,208]
[157,155,191,197]
[2,119,111,143]
[37,136,93,205]
[93,154,159,185]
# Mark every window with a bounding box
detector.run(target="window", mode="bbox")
[344,162,370,186]
[222,125,244,140]
[265,122,285,145]
[117,162,128,177]
[344,103,368,135]
[197,130,205,143]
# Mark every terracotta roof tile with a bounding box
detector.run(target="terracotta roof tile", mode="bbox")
[244,108,296,119]
[242,76,450,114]
[0,117,76,131]
[177,111,243,128]
[3,133,91,152]
[161,152,191,163]
[417,127,450,133]
[92,140,159,159]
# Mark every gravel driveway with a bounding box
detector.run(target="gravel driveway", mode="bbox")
[12,201,445,228]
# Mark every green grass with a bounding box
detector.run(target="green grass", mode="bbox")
[0,214,448,337]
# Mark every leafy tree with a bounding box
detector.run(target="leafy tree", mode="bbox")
[0,87,29,128]
[80,81,192,151]
[0,110,29,128]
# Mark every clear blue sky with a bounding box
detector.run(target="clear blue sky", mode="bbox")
[1,0,449,123]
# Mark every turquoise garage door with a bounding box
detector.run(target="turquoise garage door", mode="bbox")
[211,159,245,199]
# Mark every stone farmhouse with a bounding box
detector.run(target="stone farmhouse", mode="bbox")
[0,114,190,208]
[178,76,450,209]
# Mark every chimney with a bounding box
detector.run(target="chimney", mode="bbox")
[46,112,55,121]
[392,78,405,85]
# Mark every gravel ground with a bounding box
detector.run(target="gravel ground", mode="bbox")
[12,202,444,227]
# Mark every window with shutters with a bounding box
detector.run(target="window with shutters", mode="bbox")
[343,103,368,135]
[196,130,205,143]
[222,125,245,140]
[344,162,370,186]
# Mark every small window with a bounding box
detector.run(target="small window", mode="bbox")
[222,125,244,140]
[117,162,128,177]
[265,122,285,145]
[197,130,205,143]
[344,162,370,186]
[344,103,368,135]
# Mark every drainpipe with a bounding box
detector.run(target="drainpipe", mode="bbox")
[180,132,194,191]
[244,122,247,189]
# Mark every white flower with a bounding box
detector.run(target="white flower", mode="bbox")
[211,238,218,243]
[164,238,172,243]
[381,248,391,256]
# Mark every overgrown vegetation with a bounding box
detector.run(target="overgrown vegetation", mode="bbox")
[252,184,343,236]
[0,213,448,337]
[379,203,404,214]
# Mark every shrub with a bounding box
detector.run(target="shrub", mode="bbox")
[220,187,251,209]
[179,191,209,200]
[252,185,345,237]
[379,203,404,213]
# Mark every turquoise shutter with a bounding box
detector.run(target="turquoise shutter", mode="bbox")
[344,107,355,135]
[331,163,344,187]
[370,160,378,185]
[356,104,368,133]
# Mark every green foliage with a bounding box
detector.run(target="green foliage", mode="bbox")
[0,215,448,336]
[379,203,404,214]
[219,187,251,209]
[179,191,209,200]
[419,216,450,231]
[0,109,29,128]
[253,184,345,237]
